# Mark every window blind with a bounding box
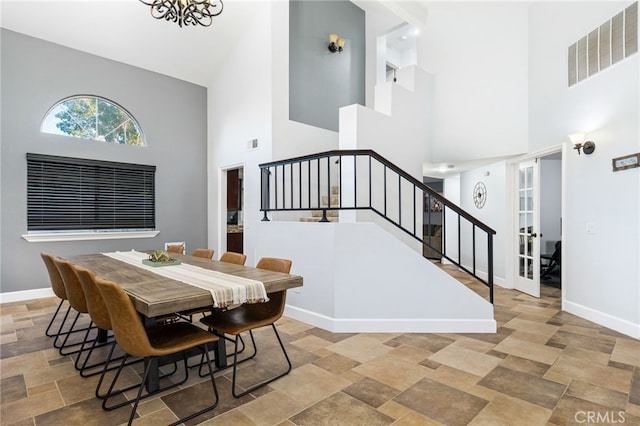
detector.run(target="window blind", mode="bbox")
[27,153,155,232]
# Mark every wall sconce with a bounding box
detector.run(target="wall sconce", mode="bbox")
[328,33,346,53]
[568,132,596,155]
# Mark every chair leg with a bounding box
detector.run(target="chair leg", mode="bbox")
[95,346,171,401]
[126,351,208,426]
[195,330,253,377]
[127,357,155,426]
[76,332,125,378]
[230,324,292,398]
[45,299,66,337]
[55,311,96,356]
[103,354,186,414]
[169,346,219,426]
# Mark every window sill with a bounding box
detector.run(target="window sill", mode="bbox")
[21,230,159,243]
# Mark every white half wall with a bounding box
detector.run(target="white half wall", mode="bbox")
[253,220,495,333]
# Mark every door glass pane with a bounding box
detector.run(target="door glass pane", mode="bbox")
[519,169,525,188]
[526,167,533,186]
[519,257,525,278]
[526,189,534,210]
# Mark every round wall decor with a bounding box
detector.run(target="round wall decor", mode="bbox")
[473,182,487,209]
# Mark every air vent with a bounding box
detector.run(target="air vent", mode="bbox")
[568,2,638,87]
[247,138,259,150]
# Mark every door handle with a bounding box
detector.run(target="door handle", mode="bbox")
[531,233,537,238]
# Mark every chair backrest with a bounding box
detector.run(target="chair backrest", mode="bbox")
[167,244,185,254]
[54,258,89,314]
[553,241,561,263]
[74,265,112,331]
[253,257,293,321]
[93,276,153,358]
[256,257,292,274]
[192,248,214,259]
[219,251,247,266]
[41,252,67,300]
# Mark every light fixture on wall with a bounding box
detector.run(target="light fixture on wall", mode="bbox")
[568,132,596,155]
[328,33,346,53]
[139,0,223,27]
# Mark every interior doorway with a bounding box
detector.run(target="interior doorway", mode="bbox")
[423,176,444,260]
[376,23,419,86]
[508,147,563,298]
[225,167,244,255]
[539,153,562,289]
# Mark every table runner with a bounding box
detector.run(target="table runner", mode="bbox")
[102,250,268,308]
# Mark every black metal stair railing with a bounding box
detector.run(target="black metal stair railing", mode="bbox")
[259,150,496,303]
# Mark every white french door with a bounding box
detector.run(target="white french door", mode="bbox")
[514,161,541,297]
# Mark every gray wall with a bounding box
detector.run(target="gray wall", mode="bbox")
[0,29,208,293]
[289,0,365,132]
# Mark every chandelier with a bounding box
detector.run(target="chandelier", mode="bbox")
[139,0,223,28]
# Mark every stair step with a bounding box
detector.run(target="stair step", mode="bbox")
[322,195,339,206]
[312,210,339,217]
[300,216,339,222]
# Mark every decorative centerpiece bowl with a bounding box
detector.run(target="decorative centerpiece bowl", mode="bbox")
[142,249,182,267]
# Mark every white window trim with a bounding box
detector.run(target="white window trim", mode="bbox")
[21,230,159,243]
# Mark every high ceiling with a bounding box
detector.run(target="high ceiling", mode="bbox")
[0,0,261,87]
[1,1,426,87]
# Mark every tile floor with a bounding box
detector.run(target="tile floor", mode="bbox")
[1,269,639,425]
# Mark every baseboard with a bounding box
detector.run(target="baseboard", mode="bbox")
[564,300,640,339]
[284,305,496,333]
[0,288,54,304]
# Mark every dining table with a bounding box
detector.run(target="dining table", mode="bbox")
[66,250,303,392]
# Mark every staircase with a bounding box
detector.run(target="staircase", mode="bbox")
[259,149,496,303]
[300,186,339,222]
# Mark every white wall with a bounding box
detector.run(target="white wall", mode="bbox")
[207,3,273,266]
[458,161,507,285]
[253,221,495,333]
[418,2,529,163]
[529,1,639,337]
[340,66,432,172]
[363,3,404,108]
[338,66,432,251]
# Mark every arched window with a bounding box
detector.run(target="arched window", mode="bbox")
[41,95,146,146]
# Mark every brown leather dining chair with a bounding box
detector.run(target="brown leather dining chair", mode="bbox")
[166,244,185,255]
[95,275,219,426]
[192,248,215,259]
[200,257,293,398]
[179,250,244,324]
[54,258,111,373]
[74,265,153,398]
[40,252,91,349]
[219,251,247,265]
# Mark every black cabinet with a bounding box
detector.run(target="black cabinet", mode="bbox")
[227,169,240,210]
[227,232,243,253]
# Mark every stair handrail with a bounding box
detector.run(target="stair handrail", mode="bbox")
[259,149,496,303]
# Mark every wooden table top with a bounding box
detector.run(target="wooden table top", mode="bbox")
[66,252,303,318]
